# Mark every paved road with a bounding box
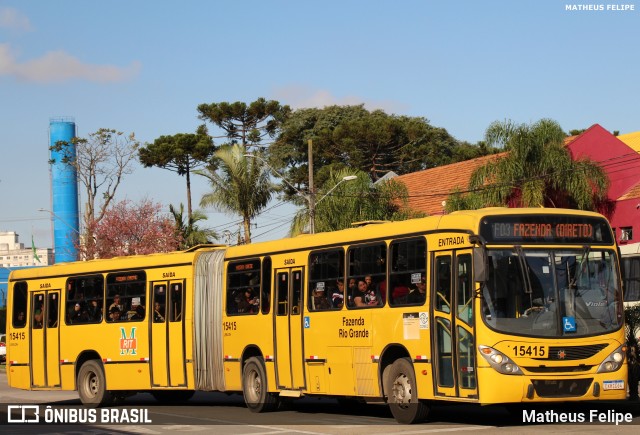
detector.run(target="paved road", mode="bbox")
[0,369,638,434]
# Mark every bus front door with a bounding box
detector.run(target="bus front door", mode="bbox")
[432,250,478,399]
[30,291,61,388]
[274,268,305,390]
[150,281,187,387]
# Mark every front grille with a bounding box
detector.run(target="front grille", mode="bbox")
[532,379,593,397]
[534,344,607,360]
[524,365,593,373]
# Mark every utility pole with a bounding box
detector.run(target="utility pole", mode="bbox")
[308,139,316,234]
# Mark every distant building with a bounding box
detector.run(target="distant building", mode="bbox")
[0,231,53,267]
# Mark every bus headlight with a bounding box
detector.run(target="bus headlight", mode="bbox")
[596,345,626,373]
[479,345,523,375]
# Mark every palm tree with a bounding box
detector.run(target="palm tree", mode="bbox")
[169,203,217,249]
[448,119,608,211]
[290,169,423,236]
[197,144,273,244]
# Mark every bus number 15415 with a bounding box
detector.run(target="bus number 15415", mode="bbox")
[513,345,547,357]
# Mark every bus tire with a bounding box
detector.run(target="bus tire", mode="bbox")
[77,360,113,407]
[385,358,429,424]
[242,356,278,412]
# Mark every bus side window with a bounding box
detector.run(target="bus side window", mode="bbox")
[47,293,59,327]
[12,282,28,328]
[170,283,183,322]
[435,256,452,313]
[308,249,344,311]
[32,293,44,329]
[261,257,272,314]
[347,243,387,308]
[153,284,167,323]
[226,259,262,316]
[389,238,426,307]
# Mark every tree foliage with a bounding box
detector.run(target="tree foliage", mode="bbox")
[270,105,488,200]
[169,203,217,249]
[49,128,140,257]
[197,98,290,148]
[139,125,216,221]
[289,168,425,236]
[197,145,274,244]
[446,119,609,212]
[93,199,181,258]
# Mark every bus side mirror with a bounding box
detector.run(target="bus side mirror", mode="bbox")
[473,247,487,283]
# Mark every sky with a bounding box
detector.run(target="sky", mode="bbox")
[1,0,639,248]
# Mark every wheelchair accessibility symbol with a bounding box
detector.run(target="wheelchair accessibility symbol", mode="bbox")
[304,316,310,328]
[563,316,576,332]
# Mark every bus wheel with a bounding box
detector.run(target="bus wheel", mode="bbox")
[242,357,278,412]
[385,358,429,424]
[77,360,113,407]
[151,390,195,403]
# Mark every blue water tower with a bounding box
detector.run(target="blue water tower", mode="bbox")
[49,118,80,263]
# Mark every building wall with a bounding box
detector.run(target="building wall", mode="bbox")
[567,124,640,200]
[566,125,640,248]
[0,232,53,267]
[611,199,640,247]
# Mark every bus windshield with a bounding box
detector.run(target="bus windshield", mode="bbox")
[482,248,622,338]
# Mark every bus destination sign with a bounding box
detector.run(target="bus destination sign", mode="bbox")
[479,215,613,244]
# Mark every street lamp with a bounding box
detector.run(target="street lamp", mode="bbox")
[38,207,82,263]
[243,154,356,234]
[317,175,358,204]
[37,208,80,235]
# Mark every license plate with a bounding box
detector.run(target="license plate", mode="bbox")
[603,380,624,390]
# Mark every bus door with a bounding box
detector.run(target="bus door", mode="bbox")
[274,267,305,390]
[432,250,478,399]
[30,291,61,388]
[150,281,187,387]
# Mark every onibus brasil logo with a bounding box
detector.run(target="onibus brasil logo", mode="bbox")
[120,327,137,355]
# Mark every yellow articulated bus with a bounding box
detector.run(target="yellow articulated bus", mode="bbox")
[6,208,628,423]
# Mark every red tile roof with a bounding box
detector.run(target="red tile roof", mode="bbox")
[618,182,640,201]
[396,153,505,215]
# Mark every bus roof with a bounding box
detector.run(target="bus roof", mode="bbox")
[8,207,609,280]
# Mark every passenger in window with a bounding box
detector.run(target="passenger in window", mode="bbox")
[109,306,122,322]
[313,286,332,310]
[237,288,259,313]
[391,280,410,304]
[126,297,142,320]
[153,302,165,322]
[408,276,427,304]
[69,303,88,324]
[128,304,145,321]
[13,311,27,328]
[109,295,123,313]
[347,278,357,306]
[75,292,85,306]
[354,279,380,307]
[364,275,374,292]
[331,280,345,308]
[33,309,44,328]
[87,299,102,322]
